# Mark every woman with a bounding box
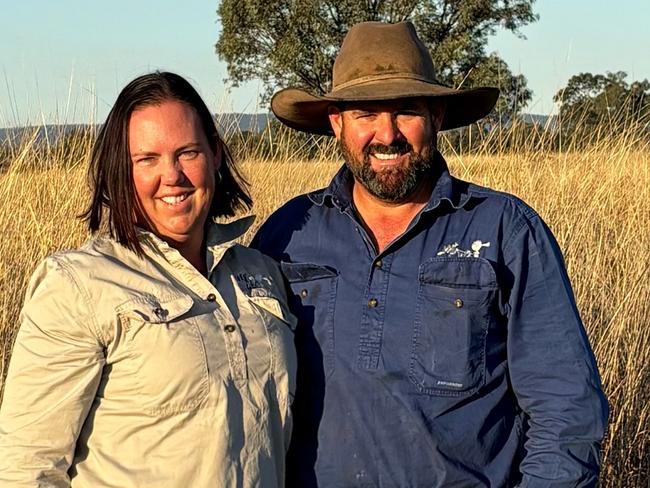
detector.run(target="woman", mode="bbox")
[0,72,296,487]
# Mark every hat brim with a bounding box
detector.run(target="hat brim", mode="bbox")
[271,80,500,135]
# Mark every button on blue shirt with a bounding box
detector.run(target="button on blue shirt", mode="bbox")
[252,155,608,487]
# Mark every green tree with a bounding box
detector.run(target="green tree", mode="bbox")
[554,71,650,127]
[216,0,537,117]
[462,53,532,123]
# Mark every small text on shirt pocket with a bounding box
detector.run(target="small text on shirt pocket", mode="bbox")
[409,257,497,397]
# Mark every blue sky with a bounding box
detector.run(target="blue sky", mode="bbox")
[1,0,648,127]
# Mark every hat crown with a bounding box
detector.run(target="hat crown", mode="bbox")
[332,21,439,92]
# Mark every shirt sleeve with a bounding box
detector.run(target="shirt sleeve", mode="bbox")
[503,211,609,487]
[0,257,105,487]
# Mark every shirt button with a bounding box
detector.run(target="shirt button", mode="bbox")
[368,298,378,308]
[153,307,167,319]
[206,293,217,302]
[454,298,464,308]
[224,324,236,333]
[300,289,309,298]
[374,259,382,268]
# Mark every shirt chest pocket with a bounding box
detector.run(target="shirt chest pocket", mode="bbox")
[280,262,338,379]
[117,292,210,415]
[409,257,497,396]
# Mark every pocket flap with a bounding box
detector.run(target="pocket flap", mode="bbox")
[249,296,297,331]
[280,262,338,283]
[419,257,497,288]
[118,293,195,323]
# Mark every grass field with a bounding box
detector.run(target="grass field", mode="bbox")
[0,123,648,485]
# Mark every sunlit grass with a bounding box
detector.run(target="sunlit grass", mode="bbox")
[0,120,648,486]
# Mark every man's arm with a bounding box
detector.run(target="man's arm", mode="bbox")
[504,210,608,488]
[0,257,104,487]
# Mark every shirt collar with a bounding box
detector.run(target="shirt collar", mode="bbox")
[309,151,474,212]
[137,215,255,273]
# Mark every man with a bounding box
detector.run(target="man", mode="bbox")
[252,21,608,487]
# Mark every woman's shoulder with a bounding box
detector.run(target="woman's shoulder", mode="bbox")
[28,235,146,313]
[30,236,114,281]
[22,239,121,344]
[42,235,145,276]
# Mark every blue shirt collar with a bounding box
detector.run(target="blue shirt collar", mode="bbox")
[309,151,474,212]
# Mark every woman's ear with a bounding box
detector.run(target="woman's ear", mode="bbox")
[213,143,223,172]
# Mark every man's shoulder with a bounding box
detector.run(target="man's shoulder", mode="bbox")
[458,178,556,255]
[461,178,540,222]
[266,190,322,220]
[251,188,328,256]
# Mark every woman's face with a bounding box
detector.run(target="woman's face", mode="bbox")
[129,100,219,248]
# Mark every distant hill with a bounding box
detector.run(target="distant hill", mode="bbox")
[519,113,557,128]
[0,113,556,144]
[215,113,273,135]
[0,124,94,145]
[0,113,274,145]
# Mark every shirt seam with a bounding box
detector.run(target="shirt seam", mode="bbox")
[51,254,107,346]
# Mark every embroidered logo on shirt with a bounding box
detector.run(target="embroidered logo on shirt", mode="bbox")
[437,240,491,258]
[236,273,274,297]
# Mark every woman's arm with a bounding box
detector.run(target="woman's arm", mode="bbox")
[0,256,105,487]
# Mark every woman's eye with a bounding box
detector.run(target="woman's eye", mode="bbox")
[134,156,155,165]
[179,150,199,160]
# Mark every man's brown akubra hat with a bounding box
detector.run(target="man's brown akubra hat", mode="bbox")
[271,21,500,135]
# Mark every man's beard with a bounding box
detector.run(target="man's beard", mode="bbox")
[340,134,438,203]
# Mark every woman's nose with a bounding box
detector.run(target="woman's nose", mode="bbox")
[160,158,185,185]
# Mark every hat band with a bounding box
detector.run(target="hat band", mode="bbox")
[332,72,440,92]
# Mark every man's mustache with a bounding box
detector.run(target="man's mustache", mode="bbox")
[364,141,413,157]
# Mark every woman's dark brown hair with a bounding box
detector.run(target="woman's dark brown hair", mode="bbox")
[82,71,252,255]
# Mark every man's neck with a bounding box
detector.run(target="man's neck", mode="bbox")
[352,177,433,254]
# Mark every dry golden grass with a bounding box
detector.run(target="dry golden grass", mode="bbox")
[0,124,648,486]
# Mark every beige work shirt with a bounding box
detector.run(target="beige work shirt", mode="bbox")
[0,217,297,487]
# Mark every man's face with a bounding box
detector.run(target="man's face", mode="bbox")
[328,97,444,203]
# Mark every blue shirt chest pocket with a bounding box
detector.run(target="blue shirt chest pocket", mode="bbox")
[280,262,338,378]
[409,257,498,396]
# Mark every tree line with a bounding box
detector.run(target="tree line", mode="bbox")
[215,0,649,131]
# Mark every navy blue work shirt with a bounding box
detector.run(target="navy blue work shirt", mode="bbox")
[252,155,608,488]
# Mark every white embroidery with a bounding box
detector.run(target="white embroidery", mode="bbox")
[437,240,491,258]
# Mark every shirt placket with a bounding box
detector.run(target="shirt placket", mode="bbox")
[208,290,248,387]
[356,253,393,370]
[206,247,248,387]
[147,240,249,387]
[337,204,394,371]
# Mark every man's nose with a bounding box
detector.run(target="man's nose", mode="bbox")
[373,113,403,145]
